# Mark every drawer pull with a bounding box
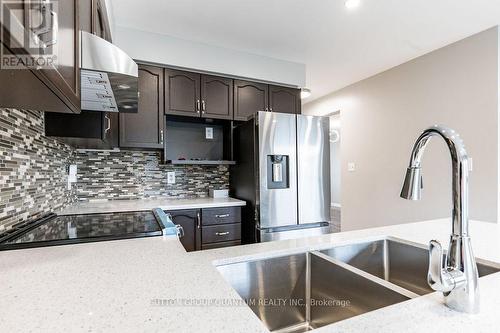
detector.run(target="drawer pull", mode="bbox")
[216,232,230,236]
[216,214,230,218]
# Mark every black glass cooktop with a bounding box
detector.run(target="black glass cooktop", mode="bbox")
[0,211,163,250]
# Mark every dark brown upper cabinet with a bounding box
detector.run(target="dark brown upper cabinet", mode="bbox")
[164,69,201,117]
[201,75,233,120]
[92,0,112,42]
[120,65,164,149]
[79,0,112,42]
[233,80,269,121]
[0,0,80,113]
[43,0,80,110]
[269,85,301,115]
[45,0,117,148]
[45,111,119,149]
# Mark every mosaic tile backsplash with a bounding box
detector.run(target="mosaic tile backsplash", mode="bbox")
[0,109,75,231]
[0,109,230,231]
[74,150,228,201]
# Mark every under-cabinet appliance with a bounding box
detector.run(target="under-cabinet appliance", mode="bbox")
[0,209,182,251]
[232,112,331,243]
[80,31,139,113]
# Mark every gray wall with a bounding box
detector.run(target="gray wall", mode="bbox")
[304,27,499,230]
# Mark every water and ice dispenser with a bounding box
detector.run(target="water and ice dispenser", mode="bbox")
[267,155,289,189]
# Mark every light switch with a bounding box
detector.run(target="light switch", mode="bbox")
[348,162,356,172]
[167,172,176,184]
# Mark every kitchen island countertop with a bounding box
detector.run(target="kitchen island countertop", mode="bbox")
[1,219,500,332]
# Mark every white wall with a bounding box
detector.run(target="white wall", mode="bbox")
[113,26,306,87]
[304,27,499,231]
[104,0,115,39]
[330,114,341,206]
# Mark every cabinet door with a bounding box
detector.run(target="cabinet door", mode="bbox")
[164,69,201,117]
[79,0,93,33]
[120,65,164,148]
[269,85,301,114]
[92,0,112,42]
[79,0,111,42]
[166,210,201,252]
[33,0,80,112]
[201,75,233,120]
[233,80,268,121]
[0,0,79,113]
[45,111,118,149]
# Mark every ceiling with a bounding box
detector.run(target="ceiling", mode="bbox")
[110,0,500,102]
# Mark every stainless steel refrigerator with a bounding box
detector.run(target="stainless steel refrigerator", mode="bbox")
[231,111,331,243]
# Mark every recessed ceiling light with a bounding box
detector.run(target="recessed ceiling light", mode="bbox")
[345,0,361,9]
[300,88,312,99]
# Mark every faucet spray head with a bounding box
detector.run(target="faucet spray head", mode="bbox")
[400,167,423,200]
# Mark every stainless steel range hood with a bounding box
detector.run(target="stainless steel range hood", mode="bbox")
[80,31,138,113]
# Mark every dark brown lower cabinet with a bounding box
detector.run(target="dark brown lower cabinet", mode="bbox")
[200,207,242,250]
[167,207,242,252]
[202,240,241,250]
[166,209,201,252]
[202,224,241,244]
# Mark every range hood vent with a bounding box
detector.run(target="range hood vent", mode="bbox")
[80,31,138,113]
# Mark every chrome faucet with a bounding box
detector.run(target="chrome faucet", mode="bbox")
[400,125,479,313]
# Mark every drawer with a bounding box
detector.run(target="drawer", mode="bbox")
[202,223,241,244]
[202,207,241,226]
[202,240,241,250]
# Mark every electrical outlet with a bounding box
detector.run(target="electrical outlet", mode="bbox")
[206,127,214,140]
[167,172,176,184]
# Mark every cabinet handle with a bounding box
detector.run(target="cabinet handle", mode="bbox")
[215,214,230,218]
[33,0,58,48]
[160,130,164,144]
[197,211,201,229]
[176,225,185,238]
[216,232,230,236]
[104,114,111,134]
[196,100,201,113]
[202,100,206,113]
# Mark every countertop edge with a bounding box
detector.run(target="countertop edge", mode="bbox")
[57,198,246,216]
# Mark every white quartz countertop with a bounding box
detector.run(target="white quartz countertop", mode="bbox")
[1,219,500,332]
[57,197,246,215]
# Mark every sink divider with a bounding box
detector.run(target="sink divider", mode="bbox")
[309,251,420,299]
[305,252,312,325]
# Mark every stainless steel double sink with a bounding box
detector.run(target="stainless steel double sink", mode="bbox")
[216,238,500,333]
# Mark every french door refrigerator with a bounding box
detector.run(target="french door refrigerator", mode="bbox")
[232,111,331,243]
